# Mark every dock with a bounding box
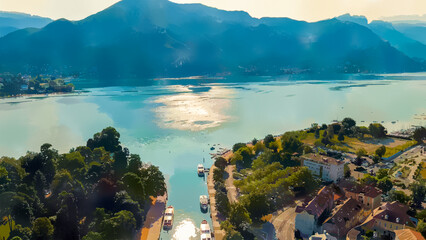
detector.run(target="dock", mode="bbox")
[138,193,167,240]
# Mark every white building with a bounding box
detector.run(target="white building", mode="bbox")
[301,153,344,182]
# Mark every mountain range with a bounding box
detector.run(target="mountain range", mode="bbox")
[0,0,425,78]
[0,11,52,37]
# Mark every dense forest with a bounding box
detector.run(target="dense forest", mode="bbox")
[0,127,166,240]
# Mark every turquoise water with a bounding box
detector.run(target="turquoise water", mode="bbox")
[0,76,426,239]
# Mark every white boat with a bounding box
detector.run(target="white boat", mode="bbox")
[163,206,174,229]
[197,164,205,176]
[200,220,212,240]
[200,195,209,212]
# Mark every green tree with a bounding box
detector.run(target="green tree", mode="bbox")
[417,220,426,238]
[356,148,367,159]
[58,151,86,174]
[225,230,244,240]
[8,224,32,240]
[32,217,54,240]
[33,170,47,200]
[100,210,136,240]
[140,165,166,197]
[413,127,426,143]
[360,174,377,186]
[269,141,279,153]
[369,123,387,138]
[82,232,103,240]
[87,127,122,153]
[314,129,320,139]
[376,169,389,180]
[342,117,356,130]
[337,131,345,141]
[344,164,351,178]
[215,191,230,217]
[253,142,266,155]
[388,190,410,204]
[251,138,258,145]
[215,157,228,171]
[0,166,10,185]
[127,154,142,174]
[411,181,426,208]
[263,134,275,148]
[229,203,252,230]
[11,197,33,227]
[377,178,393,193]
[232,143,246,153]
[281,136,303,154]
[243,192,270,222]
[375,145,386,159]
[303,145,313,154]
[121,173,145,202]
[213,168,225,183]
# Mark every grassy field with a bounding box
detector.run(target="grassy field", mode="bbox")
[297,130,415,156]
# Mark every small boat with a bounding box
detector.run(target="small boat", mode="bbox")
[200,195,209,212]
[200,220,212,240]
[210,147,215,151]
[163,206,174,229]
[198,164,205,176]
[392,121,396,124]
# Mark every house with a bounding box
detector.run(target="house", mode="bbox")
[295,186,335,237]
[322,198,365,239]
[310,230,338,240]
[395,229,425,240]
[340,181,382,210]
[346,201,417,240]
[301,153,344,182]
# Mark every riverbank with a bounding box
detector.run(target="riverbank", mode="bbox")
[0,91,78,100]
[207,165,226,240]
[138,193,168,240]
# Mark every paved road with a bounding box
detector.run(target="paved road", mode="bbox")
[270,207,296,240]
[139,194,167,240]
[225,165,238,203]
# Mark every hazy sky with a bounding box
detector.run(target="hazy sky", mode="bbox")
[1,0,425,22]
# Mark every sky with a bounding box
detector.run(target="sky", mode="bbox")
[0,0,426,22]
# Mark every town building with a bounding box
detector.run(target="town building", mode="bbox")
[340,181,382,210]
[322,198,365,239]
[295,186,335,238]
[346,201,417,240]
[301,153,344,182]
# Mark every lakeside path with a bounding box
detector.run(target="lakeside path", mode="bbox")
[138,194,167,240]
[207,165,226,240]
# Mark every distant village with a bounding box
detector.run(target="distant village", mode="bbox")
[207,119,426,240]
[0,73,75,97]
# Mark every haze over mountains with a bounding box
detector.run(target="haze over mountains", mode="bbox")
[0,11,52,37]
[0,0,425,79]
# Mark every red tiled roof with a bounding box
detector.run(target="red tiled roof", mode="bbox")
[395,229,425,240]
[340,181,382,198]
[304,186,334,218]
[323,198,362,228]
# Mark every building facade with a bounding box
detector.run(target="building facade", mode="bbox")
[301,153,344,182]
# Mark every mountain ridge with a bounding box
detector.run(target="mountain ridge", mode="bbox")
[0,0,424,78]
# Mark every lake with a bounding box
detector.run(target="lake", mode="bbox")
[0,74,425,239]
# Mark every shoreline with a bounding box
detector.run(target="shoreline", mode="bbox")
[0,91,78,100]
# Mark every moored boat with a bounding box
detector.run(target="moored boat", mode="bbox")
[163,206,174,229]
[200,220,212,240]
[197,164,205,176]
[200,195,209,212]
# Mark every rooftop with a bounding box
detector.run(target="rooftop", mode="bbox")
[361,201,416,229]
[302,153,344,166]
[394,229,425,240]
[339,181,382,198]
[302,186,334,218]
[323,198,362,228]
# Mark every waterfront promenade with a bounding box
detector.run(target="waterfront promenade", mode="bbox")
[138,194,167,240]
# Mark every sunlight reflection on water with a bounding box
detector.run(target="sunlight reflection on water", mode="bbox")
[172,219,198,240]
